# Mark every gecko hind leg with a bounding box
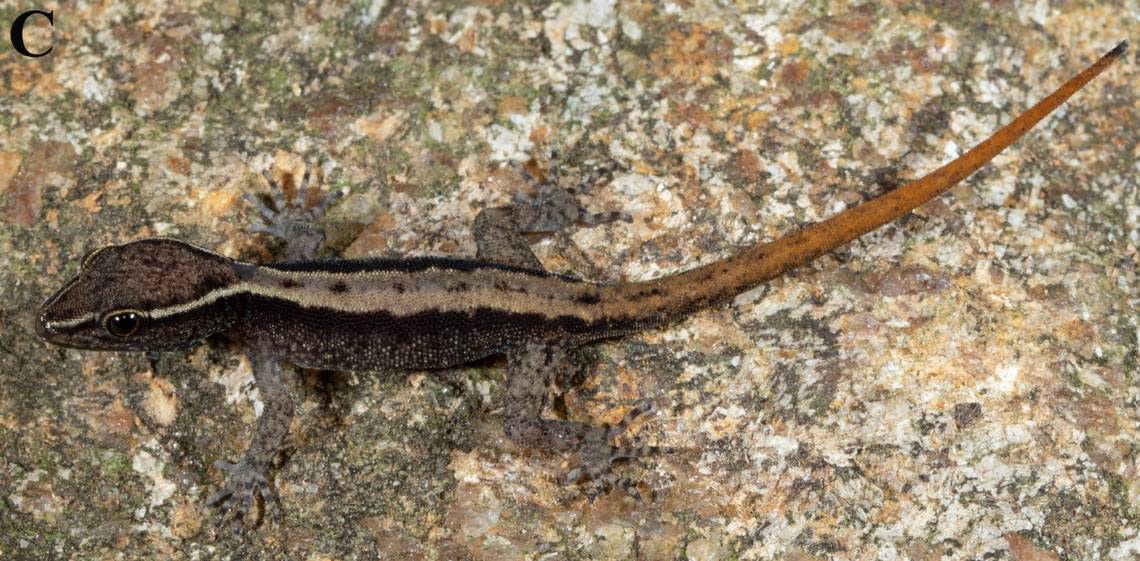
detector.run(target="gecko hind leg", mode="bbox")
[246,163,342,261]
[549,348,595,419]
[504,343,671,501]
[512,152,630,232]
[473,207,547,271]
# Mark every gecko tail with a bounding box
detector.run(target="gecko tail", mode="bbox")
[601,41,1127,329]
[1109,39,1129,57]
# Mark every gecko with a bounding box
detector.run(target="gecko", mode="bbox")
[35,41,1126,529]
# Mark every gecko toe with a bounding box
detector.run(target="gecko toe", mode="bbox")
[562,402,669,501]
[243,193,278,222]
[261,170,288,212]
[603,400,654,440]
[206,459,278,530]
[246,162,340,260]
[259,477,284,523]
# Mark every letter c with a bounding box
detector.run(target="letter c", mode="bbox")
[11,10,54,58]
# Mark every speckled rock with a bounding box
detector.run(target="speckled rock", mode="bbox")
[1,2,1135,560]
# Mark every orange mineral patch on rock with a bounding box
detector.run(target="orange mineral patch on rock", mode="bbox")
[2,141,75,228]
[356,110,407,145]
[1006,532,1059,561]
[651,25,734,83]
[201,188,239,216]
[0,151,22,192]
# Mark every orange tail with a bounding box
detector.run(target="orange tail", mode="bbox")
[604,41,1127,326]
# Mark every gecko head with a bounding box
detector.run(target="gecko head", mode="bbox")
[37,238,243,351]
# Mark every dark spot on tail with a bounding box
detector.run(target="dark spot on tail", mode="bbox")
[281,279,301,289]
[576,292,601,305]
[392,283,405,294]
[629,287,664,301]
[330,281,349,293]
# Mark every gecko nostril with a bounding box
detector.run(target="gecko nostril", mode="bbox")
[35,313,55,339]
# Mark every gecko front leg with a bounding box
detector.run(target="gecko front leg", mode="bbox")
[205,349,293,528]
[200,162,336,530]
[246,163,340,261]
[504,343,668,500]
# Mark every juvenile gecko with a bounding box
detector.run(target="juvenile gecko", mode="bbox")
[36,42,1126,528]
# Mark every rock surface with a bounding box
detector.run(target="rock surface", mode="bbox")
[1,2,1136,560]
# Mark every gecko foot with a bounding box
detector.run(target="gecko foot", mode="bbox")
[206,459,281,531]
[245,163,341,260]
[512,151,631,233]
[561,402,674,502]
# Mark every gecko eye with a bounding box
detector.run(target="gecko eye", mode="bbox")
[103,310,143,337]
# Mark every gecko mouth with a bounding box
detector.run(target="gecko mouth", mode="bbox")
[34,311,55,339]
[35,309,96,347]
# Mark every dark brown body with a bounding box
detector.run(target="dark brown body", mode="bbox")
[235,259,619,371]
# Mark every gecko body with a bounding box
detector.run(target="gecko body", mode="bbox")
[36,41,1127,527]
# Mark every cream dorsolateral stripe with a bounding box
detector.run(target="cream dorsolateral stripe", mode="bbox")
[46,265,606,332]
[248,267,602,318]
